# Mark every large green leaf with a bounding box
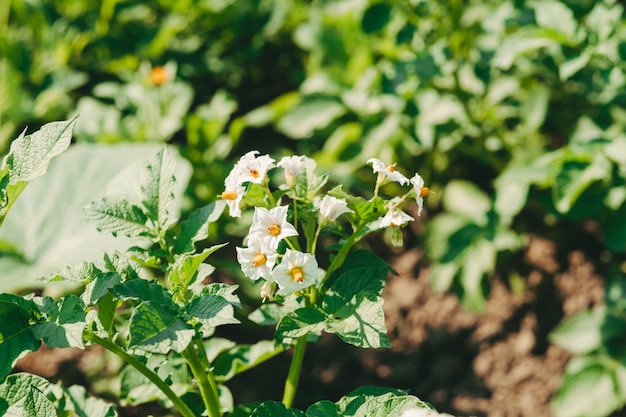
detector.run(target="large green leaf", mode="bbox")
[250,401,304,417]
[0,298,40,381]
[139,146,177,228]
[336,386,433,417]
[552,357,622,417]
[325,294,391,349]
[31,294,86,349]
[550,307,626,355]
[169,244,227,304]
[0,143,191,293]
[60,385,117,417]
[213,340,283,382]
[128,301,194,354]
[0,373,56,417]
[186,284,241,334]
[0,117,77,225]
[173,201,226,255]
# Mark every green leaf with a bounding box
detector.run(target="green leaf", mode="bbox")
[325,294,391,349]
[83,196,150,238]
[111,278,175,308]
[96,293,117,335]
[534,1,577,38]
[337,386,433,417]
[443,180,491,226]
[139,147,177,228]
[186,286,240,334]
[0,373,56,417]
[82,272,121,306]
[32,294,86,349]
[457,240,494,312]
[306,400,342,417]
[46,262,102,284]
[204,337,237,363]
[553,153,611,214]
[169,244,228,304]
[361,3,393,34]
[61,384,117,417]
[0,300,40,381]
[550,307,626,355]
[120,355,192,406]
[0,117,77,224]
[173,201,226,254]
[552,358,621,417]
[213,340,283,382]
[323,250,392,314]
[22,386,57,417]
[277,95,346,139]
[0,144,190,293]
[251,401,304,417]
[128,301,194,354]
[275,307,326,345]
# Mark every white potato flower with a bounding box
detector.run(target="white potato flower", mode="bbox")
[315,195,353,223]
[367,158,410,185]
[248,206,298,250]
[271,249,318,294]
[236,235,278,281]
[410,173,430,216]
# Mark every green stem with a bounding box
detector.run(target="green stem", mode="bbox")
[84,331,197,417]
[181,343,222,417]
[281,334,308,408]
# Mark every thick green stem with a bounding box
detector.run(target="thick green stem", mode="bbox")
[181,343,222,417]
[281,334,308,408]
[84,331,197,417]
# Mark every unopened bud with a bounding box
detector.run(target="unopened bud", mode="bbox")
[260,280,277,301]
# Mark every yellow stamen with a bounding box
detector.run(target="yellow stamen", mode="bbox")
[249,168,260,179]
[419,187,430,197]
[387,164,396,172]
[252,254,267,267]
[149,66,168,86]
[221,190,238,200]
[291,268,304,283]
[267,224,281,235]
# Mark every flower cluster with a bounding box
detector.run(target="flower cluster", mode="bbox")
[368,157,430,220]
[222,152,429,299]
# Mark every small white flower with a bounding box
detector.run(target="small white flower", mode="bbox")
[227,151,275,186]
[248,206,298,250]
[220,184,245,218]
[278,155,307,188]
[260,280,277,301]
[271,249,318,294]
[380,208,414,228]
[236,235,278,281]
[367,158,409,185]
[315,195,353,223]
[410,173,430,216]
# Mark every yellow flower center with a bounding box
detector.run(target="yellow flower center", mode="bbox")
[267,224,281,235]
[249,168,260,179]
[291,267,304,283]
[419,187,430,197]
[252,254,267,267]
[149,66,168,86]
[387,164,396,172]
[221,190,238,200]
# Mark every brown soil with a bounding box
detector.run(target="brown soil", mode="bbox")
[13,235,616,417]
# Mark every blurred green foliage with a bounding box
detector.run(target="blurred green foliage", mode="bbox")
[2,0,626,415]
